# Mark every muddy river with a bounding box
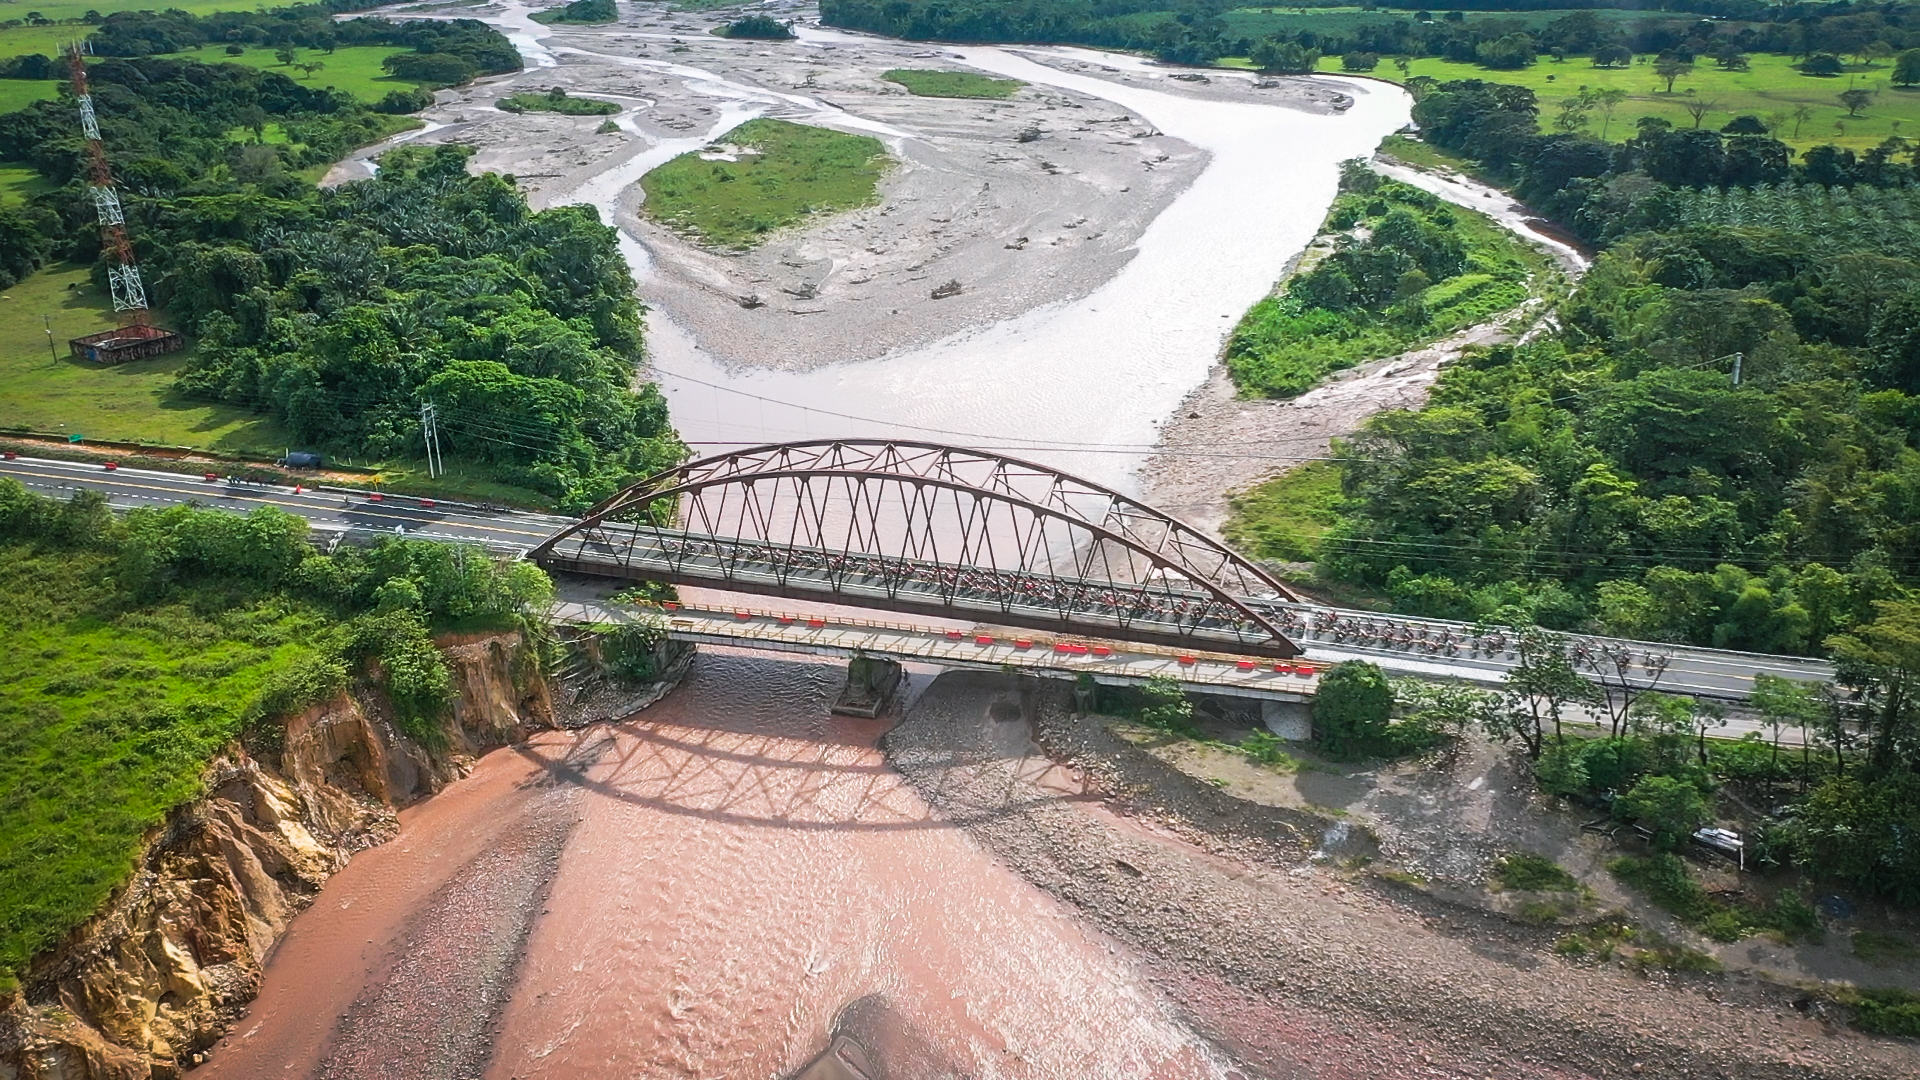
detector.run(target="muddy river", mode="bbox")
[201,657,1229,1079]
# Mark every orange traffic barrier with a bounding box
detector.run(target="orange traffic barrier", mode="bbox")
[1014,639,1033,649]
[1177,655,1196,665]
[945,630,964,640]
[733,609,751,620]
[1236,660,1256,671]
[975,635,994,645]
[1090,645,1112,657]
[807,617,826,628]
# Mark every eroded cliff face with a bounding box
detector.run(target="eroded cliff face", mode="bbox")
[0,632,553,1080]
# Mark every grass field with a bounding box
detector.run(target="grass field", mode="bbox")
[1221,5,1655,40]
[882,68,1024,99]
[0,78,57,113]
[1224,460,1343,563]
[0,541,331,982]
[153,44,418,104]
[1306,52,1920,152]
[0,265,290,452]
[0,0,291,59]
[0,163,47,204]
[640,118,891,249]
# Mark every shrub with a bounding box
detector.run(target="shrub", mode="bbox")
[1616,775,1711,851]
[1493,852,1579,892]
[1313,661,1393,758]
[374,88,436,114]
[1137,675,1196,734]
[1779,772,1920,904]
[1849,988,1920,1037]
[721,15,794,40]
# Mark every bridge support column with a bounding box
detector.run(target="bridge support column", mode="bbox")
[1261,699,1312,742]
[831,655,905,719]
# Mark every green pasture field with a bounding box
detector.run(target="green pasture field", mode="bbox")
[0,77,56,113]
[153,44,418,104]
[882,68,1024,99]
[1221,6,1654,40]
[0,0,288,59]
[1311,52,1920,152]
[0,22,94,60]
[0,264,289,453]
[641,117,891,249]
[0,162,49,204]
[0,539,332,982]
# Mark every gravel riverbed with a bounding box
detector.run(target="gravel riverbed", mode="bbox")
[884,671,1920,1080]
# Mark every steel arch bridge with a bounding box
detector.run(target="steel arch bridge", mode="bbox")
[530,440,1307,658]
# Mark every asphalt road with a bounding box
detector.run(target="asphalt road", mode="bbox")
[0,454,1836,700]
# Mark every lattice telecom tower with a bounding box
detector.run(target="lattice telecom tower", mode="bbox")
[63,42,183,364]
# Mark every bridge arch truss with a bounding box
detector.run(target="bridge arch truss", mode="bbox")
[531,440,1304,657]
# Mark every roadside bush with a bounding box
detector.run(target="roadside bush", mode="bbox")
[1137,675,1197,735]
[1313,660,1393,758]
[347,608,452,745]
[1778,772,1920,905]
[1610,854,1820,942]
[1616,775,1711,851]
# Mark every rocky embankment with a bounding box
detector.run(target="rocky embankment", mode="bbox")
[885,672,1920,1080]
[0,633,556,1080]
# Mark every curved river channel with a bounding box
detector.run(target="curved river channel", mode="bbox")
[205,8,1419,1078]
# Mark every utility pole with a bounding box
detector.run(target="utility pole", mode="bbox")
[43,315,56,362]
[420,401,443,479]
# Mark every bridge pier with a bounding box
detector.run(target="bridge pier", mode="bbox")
[831,655,905,719]
[1260,699,1313,741]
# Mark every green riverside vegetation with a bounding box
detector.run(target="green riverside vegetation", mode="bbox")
[531,0,617,26]
[496,88,620,115]
[882,68,1024,99]
[0,479,555,987]
[1224,160,1554,398]
[640,118,891,249]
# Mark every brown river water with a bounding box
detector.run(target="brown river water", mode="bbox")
[198,651,1227,1079]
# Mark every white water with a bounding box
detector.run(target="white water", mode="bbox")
[476,5,1412,492]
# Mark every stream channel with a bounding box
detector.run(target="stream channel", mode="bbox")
[204,8,1449,1076]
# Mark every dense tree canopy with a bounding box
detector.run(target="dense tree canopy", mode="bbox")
[0,49,679,507]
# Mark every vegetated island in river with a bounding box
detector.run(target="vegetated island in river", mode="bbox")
[532,0,616,26]
[640,118,893,250]
[882,68,1024,99]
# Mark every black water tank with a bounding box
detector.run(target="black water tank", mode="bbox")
[279,452,323,469]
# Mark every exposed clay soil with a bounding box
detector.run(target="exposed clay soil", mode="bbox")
[883,671,1920,1080]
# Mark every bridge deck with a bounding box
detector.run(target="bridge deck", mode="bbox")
[552,598,1324,702]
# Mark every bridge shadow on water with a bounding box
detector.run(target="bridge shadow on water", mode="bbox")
[506,651,1092,833]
